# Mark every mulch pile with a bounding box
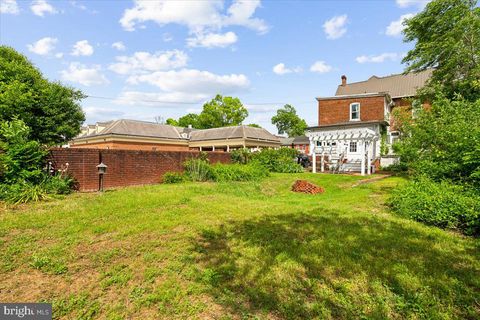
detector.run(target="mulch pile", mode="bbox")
[291,180,325,194]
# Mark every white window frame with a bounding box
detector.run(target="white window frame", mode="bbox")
[350,103,360,121]
[349,141,358,153]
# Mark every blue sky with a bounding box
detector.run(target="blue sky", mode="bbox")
[0,0,429,132]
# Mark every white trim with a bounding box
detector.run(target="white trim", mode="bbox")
[350,102,360,121]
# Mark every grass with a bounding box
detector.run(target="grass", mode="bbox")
[0,173,478,319]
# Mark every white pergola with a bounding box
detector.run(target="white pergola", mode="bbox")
[307,128,378,176]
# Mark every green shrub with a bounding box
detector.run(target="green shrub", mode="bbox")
[43,174,76,194]
[163,172,185,184]
[184,158,213,182]
[0,181,50,204]
[388,178,480,236]
[252,148,303,173]
[231,148,252,164]
[211,163,269,182]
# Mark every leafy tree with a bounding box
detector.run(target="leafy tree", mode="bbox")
[0,46,85,145]
[178,113,200,128]
[165,118,178,126]
[402,0,480,101]
[247,123,262,128]
[0,118,47,184]
[197,94,248,129]
[271,104,307,137]
[393,96,480,186]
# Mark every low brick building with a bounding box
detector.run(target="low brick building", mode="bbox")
[70,119,281,151]
[307,69,432,175]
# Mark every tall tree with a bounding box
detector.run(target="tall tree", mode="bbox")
[271,104,307,137]
[0,46,85,145]
[178,113,200,128]
[402,0,480,101]
[197,94,248,129]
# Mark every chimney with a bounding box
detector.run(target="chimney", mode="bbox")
[341,75,347,86]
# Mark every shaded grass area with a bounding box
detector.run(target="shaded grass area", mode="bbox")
[0,173,479,319]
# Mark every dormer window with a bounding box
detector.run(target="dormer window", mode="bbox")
[350,103,360,121]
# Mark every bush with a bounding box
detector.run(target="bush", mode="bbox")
[388,178,480,236]
[231,148,252,164]
[43,174,76,194]
[211,163,269,182]
[0,181,50,204]
[184,158,213,182]
[163,172,185,184]
[252,148,303,173]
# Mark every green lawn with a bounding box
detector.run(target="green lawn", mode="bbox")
[0,173,479,319]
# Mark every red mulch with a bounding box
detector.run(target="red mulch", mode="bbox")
[291,180,325,194]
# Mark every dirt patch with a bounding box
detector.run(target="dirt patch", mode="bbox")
[291,180,325,194]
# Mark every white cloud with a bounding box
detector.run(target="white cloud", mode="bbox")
[272,63,302,75]
[112,41,126,51]
[356,53,400,64]
[114,91,210,107]
[310,61,333,73]
[120,0,268,34]
[162,33,173,42]
[246,104,277,113]
[1,0,19,14]
[55,52,63,58]
[396,0,430,8]
[27,37,57,55]
[187,31,238,48]
[127,69,250,94]
[30,0,57,17]
[386,13,415,37]
[60,63,109,86]
[71,40,94,56]
[109,50,188,75]
[323,14,348,40]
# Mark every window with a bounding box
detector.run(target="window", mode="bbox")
[350,103,360,121]
[349,141,357,153]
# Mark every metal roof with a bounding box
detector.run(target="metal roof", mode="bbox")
[335,69,433,98]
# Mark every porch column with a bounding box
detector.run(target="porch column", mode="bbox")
[321,151,325,172]
[367,141,372,175]
[312,152,316,173]
[226,145,230,152]
[212,146,215,151]
[199,146,202,151]
[360,140,365,176]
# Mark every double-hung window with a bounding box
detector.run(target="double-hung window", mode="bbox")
[350,103,360,121]
[349,141,357,153]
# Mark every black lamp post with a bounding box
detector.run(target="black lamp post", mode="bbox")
[96,162,107,192]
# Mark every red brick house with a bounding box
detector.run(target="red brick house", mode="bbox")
[307,69,432,175]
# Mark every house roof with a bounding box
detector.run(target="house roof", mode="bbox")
[77,119,188,140]
[189,125,280,142]
[335,69,433,98]
[279,137,294,145]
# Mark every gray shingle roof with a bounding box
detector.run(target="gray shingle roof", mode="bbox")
[79,119,187,140]
[189,125,280,142]
[335,69,433,98]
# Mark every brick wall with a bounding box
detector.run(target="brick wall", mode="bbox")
[49,148,231,192]
[318,96,385,125]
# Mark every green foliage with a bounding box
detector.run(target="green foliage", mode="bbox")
[0,118,47,184]
[251,148,303,173]
[271,104,308,137]
[162,172,185,184]
[247,123,261,128]
[183,159,213,182]
[0,181,50,204]
[178,113,200,128]
[402,0,480,101]
[230,148,252,164]
[394,97,480,185]
[43,174,76,195]
[197,95,248,129]
[380,127,389,156]
[166,95,248,129]
[0,46,85,144]
[389,178,480,236]
[210,163,269,182]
